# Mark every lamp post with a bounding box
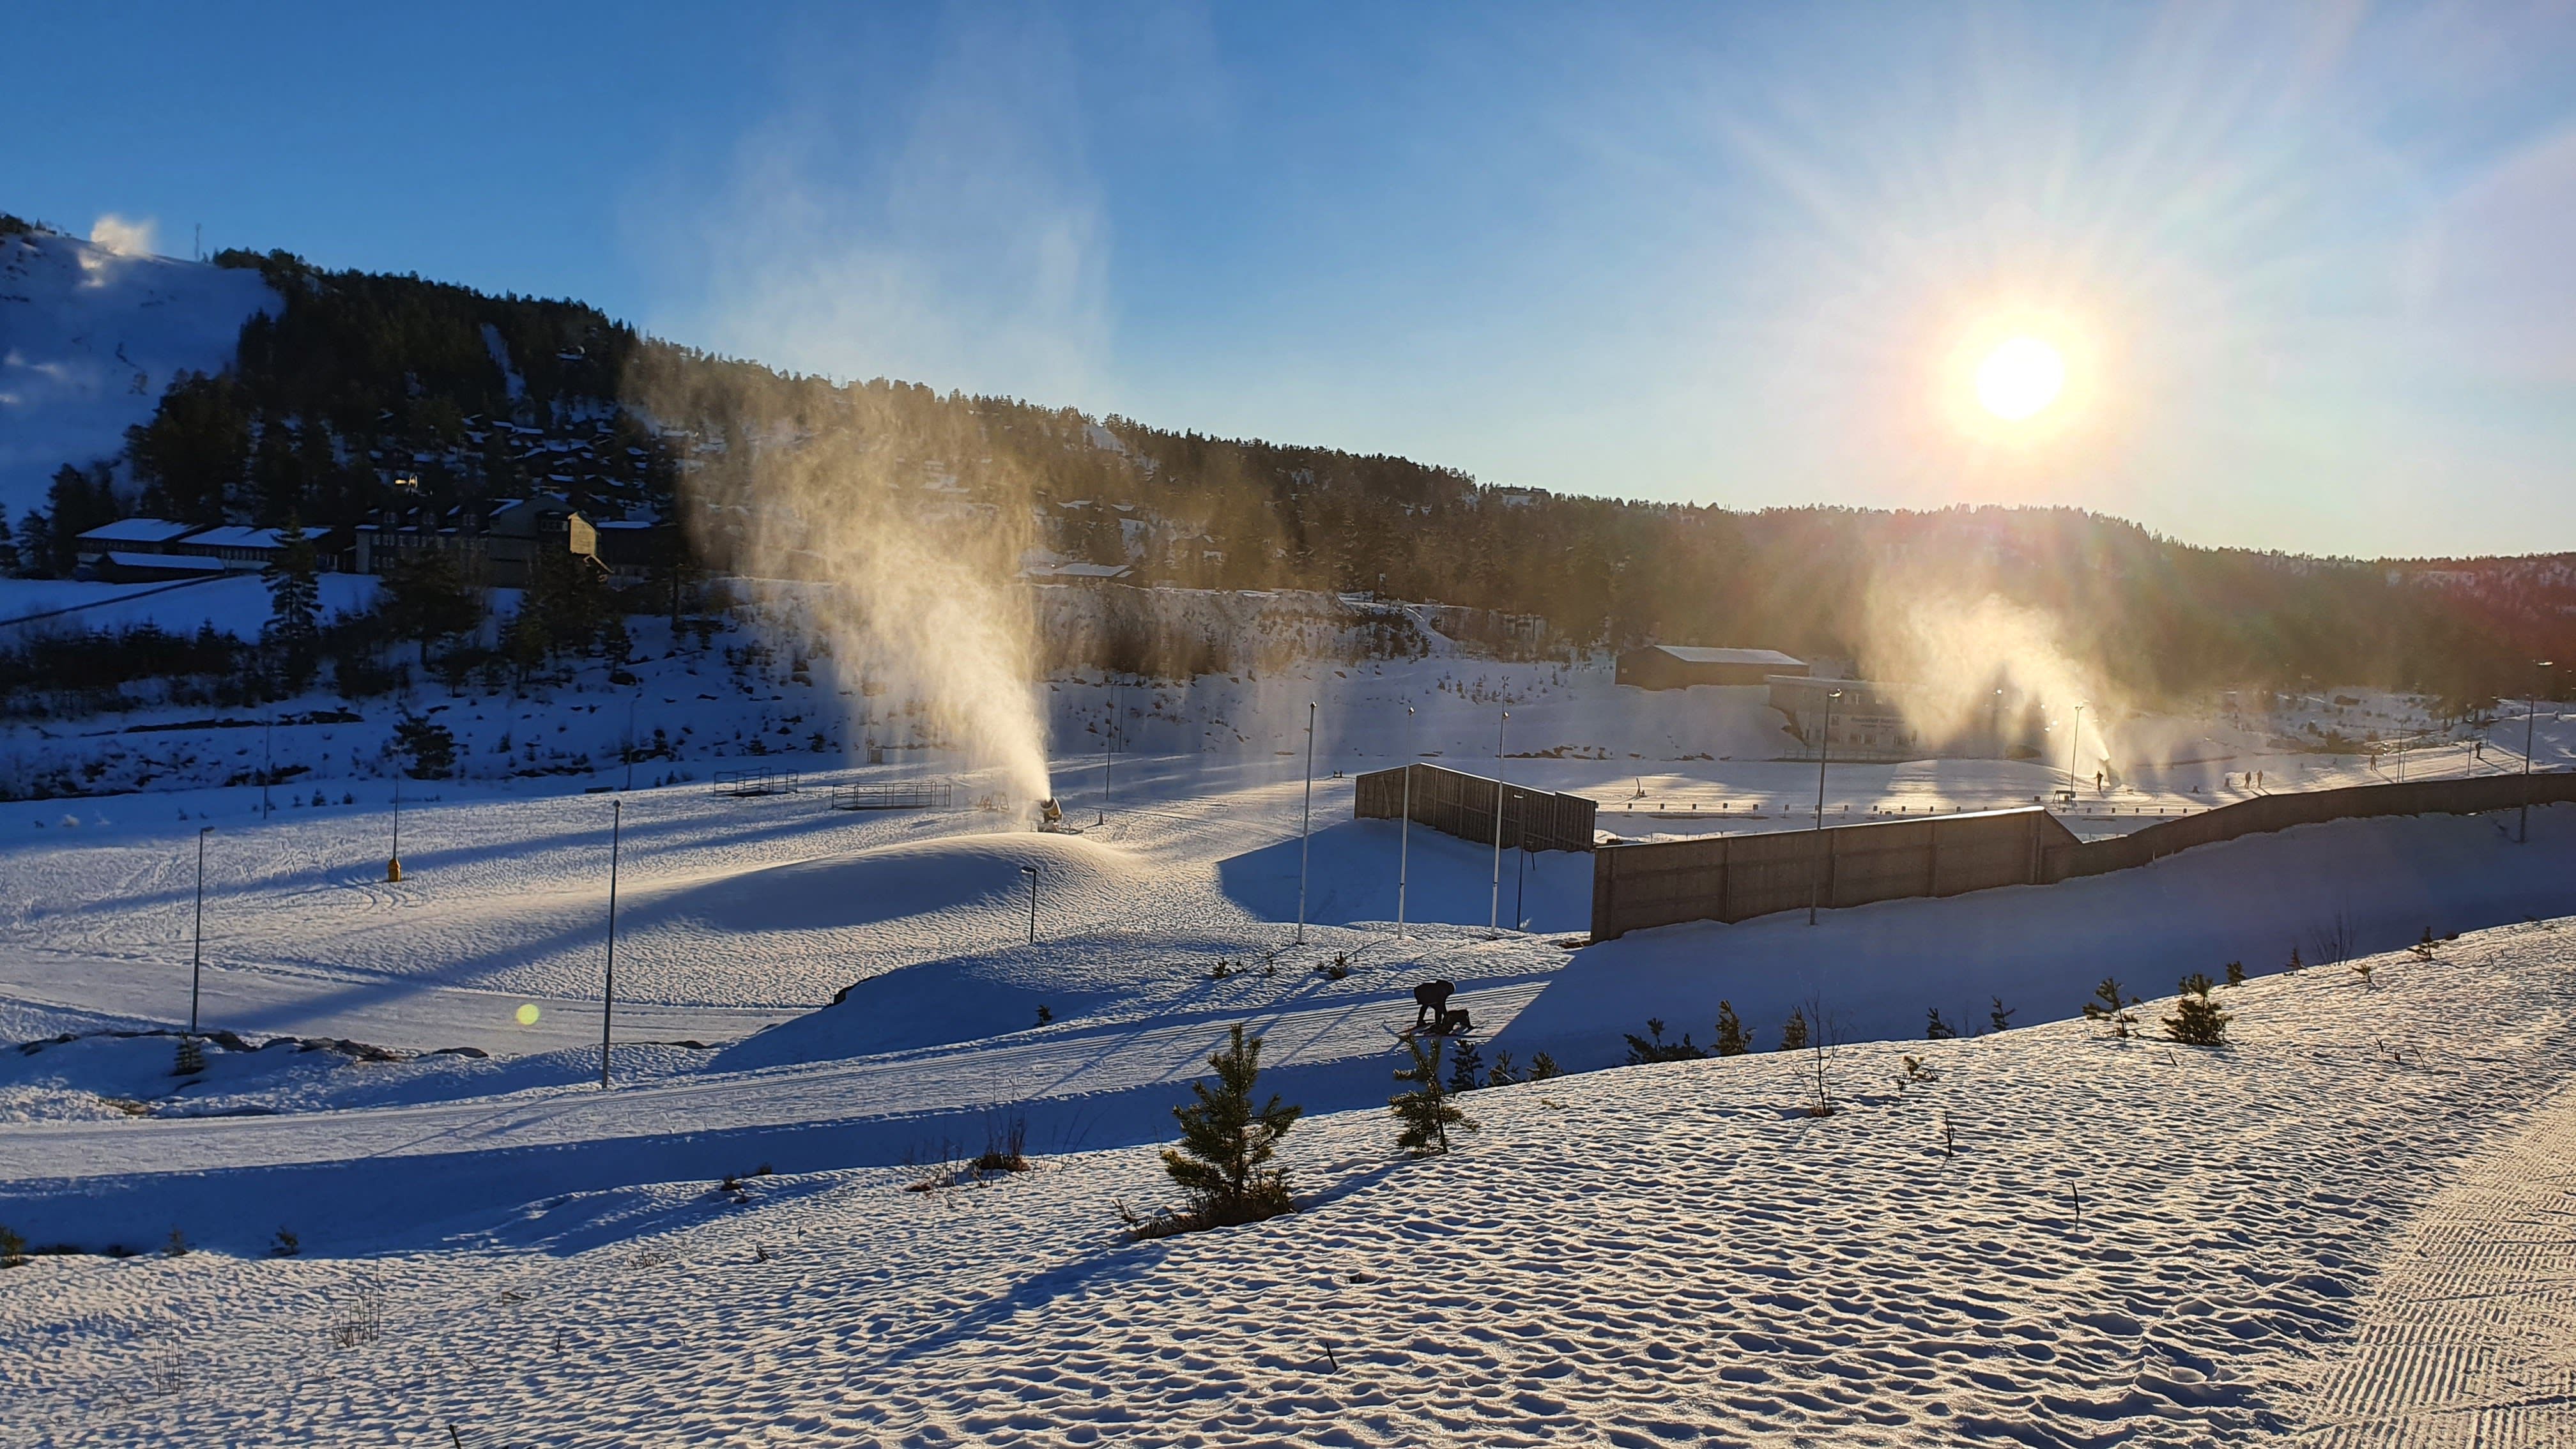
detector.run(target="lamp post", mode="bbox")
[1020,864,1039,944]
[2068,701,2088,797]
[1296,701,1315,945]
[622,685,640,792]
[261,713,275,822]
[1098,681,1116,827]
[1489,710,1509,933]
[1808,689,1842,926]
[190,825,213,1033]
[2523,660,2554,845]
[1396,704,1414,939]
[600,799,622,1089]
[387,772,403,883]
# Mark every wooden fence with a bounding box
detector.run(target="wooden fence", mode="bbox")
[1353,763,1599,854]
[1591,770,2576,941]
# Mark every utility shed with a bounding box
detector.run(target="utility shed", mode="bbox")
[1591,806,2078,940]
[1616,645,1808,690]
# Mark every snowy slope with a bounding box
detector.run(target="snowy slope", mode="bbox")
[0,229,278,517]
[4,921,2575,1444]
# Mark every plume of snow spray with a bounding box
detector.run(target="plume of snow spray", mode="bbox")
[645,378,1053,806]
[1860,568,2122,772]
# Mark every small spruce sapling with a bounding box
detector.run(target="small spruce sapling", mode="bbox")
[1777,1009,1811,1053]
[1924,1008,1957,1040]
[1623,1018,1706,1064]
[0,1225,24,1269]
[1158,1023,1302,1229]
[1391,1036,1477,1156]
[1713,1000,1751,1056]
[1527,1050,1561,1082]
[2162,974,2232,1046]
[2350,957,2376,990]
[1486,1051,1521,1088]
[1034,1004,1054,1026]
[2082,977,2142,1039]
[2287,945,2304,972]
[1447,1039,1485,1093]
[1988,997,2016,1034]
[2224,960,2246,988]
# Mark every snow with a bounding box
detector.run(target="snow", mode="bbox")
[6,586,2576,1440]
[5,921,2575,1443]
[0,231,279,518]
[73,518,200,546]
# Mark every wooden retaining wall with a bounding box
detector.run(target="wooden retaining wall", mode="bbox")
[1593,807,2074,941]
[1591,770,2576,942]
[1353,763,1598,854]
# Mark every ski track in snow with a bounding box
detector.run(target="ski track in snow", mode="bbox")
[7,924,2576,1445]
[2288,1073,2576,1447]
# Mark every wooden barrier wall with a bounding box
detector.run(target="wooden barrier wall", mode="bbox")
[1592,807,2074,940]
[1353,763,1599,854]
[1591,770,2576,941]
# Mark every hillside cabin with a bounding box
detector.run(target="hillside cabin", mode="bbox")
[1616,645,1808,690]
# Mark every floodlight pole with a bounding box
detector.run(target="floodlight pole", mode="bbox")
[1099,678,1118,827]
[1295,701,1317,944]
[2523,660,2553,844]
[1396,705,1414,939]
[2069,701,2087,797]
[623,685,640,792]
[1021,865,1039,944]
[388,772,403,883]
[1808,689,1841,927]
[190,825,213,1033]
[1490,711,1508,933]
[600,799,622,1089]
[261,714,275,822]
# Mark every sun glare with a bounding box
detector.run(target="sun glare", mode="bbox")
[1974,337,2066,421]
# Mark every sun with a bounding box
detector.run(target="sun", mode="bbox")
[1974,336,2066,421]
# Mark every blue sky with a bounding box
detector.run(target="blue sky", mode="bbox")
[5,1,2573,558]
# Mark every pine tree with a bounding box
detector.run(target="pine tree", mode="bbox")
[1161,1023,1301,1227]
[2082,977,2141,1038]
[1988,996,2016,1034]
[2224,960,2246,988]
[1528,1050,1561,1082]
[1391,1036,1476,1156]
[1485,1050,1521,1088]
[1447,1038,1485,1094]
[1925,1008,1956,1040]
[1713,1000,1751,1055]
[2163,976,2232,1046]
[1624,1017,1706,1064]
[1777,1009,1811,1053]
[263,521,321,689]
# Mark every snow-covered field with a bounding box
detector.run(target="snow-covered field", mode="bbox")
[9,584,2576,1442]
[6,917,2575,1445]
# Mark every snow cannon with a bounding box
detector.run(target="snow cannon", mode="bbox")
[1036,797,1065,830]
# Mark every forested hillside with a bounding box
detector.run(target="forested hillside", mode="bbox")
[5,217,2569,709]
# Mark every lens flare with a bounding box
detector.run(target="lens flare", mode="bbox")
[515,1002,541,1026]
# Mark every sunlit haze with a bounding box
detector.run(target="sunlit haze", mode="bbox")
[6,3,2575,556]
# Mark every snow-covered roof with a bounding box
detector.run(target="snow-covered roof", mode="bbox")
[75,518,201,545]
[177,525,284,549]
[102,551,224,572]
[1643,646,1805,668]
